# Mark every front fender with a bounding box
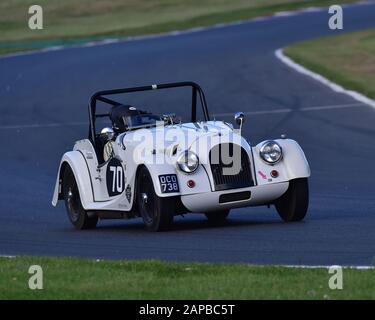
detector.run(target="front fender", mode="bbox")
[276,139,310,179]
[51,151,94,209]
[141,154,211,197]
[253,139,310,184]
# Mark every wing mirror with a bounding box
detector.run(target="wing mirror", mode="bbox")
[234,112,245,131]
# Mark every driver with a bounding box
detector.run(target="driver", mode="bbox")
[110,104,140,133]
[110,104,161,133]
[100,105,160,162]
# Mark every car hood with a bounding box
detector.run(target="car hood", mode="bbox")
[121,120,247,160]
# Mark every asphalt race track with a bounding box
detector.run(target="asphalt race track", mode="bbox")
[1,2,375,265]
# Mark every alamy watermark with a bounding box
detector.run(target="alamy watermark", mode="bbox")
[28,265,43,290]
[116,121,244,175]
[28,5,43,30]
[328,265,343,290]
[328,5,343,30]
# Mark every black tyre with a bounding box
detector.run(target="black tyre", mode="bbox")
[137,166,175,231]
[205,210,230,225]
[62,166,98,229]
[274,178,309,222]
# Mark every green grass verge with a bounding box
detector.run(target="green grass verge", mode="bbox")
[0,0,357,55]
[284,28,375,100]
[0,256,374,299]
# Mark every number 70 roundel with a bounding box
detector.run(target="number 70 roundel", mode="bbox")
[106,158,125,196]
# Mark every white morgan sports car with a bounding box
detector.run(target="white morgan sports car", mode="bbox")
[52,82,310,231]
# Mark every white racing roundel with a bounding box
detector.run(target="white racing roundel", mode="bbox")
[106,158,125,196]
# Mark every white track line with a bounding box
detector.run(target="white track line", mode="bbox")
[0,121,87,130]
[0,254,372,268]
[1,1,373,60]
[213,102,367,118]
[300,102,365,111]
[283,265,374,270]
[0,102,368,130]
[275,49,375,109]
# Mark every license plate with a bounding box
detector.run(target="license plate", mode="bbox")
[159,174,179,193]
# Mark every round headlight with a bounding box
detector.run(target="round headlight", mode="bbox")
[177,151,199,173]
[259,141,282,164]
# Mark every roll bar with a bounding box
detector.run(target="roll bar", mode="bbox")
[88,81,210,147]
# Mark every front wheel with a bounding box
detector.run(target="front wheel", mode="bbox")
[137,166,175,231]
[62,166,98,230]
[274,178,309,222]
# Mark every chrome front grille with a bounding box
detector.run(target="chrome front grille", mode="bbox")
[209,143,254,191]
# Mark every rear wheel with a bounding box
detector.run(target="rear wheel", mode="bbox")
[274,178,309,222]
[62,166,98,229]
[137,166,175,231]
[205,210,230,225]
